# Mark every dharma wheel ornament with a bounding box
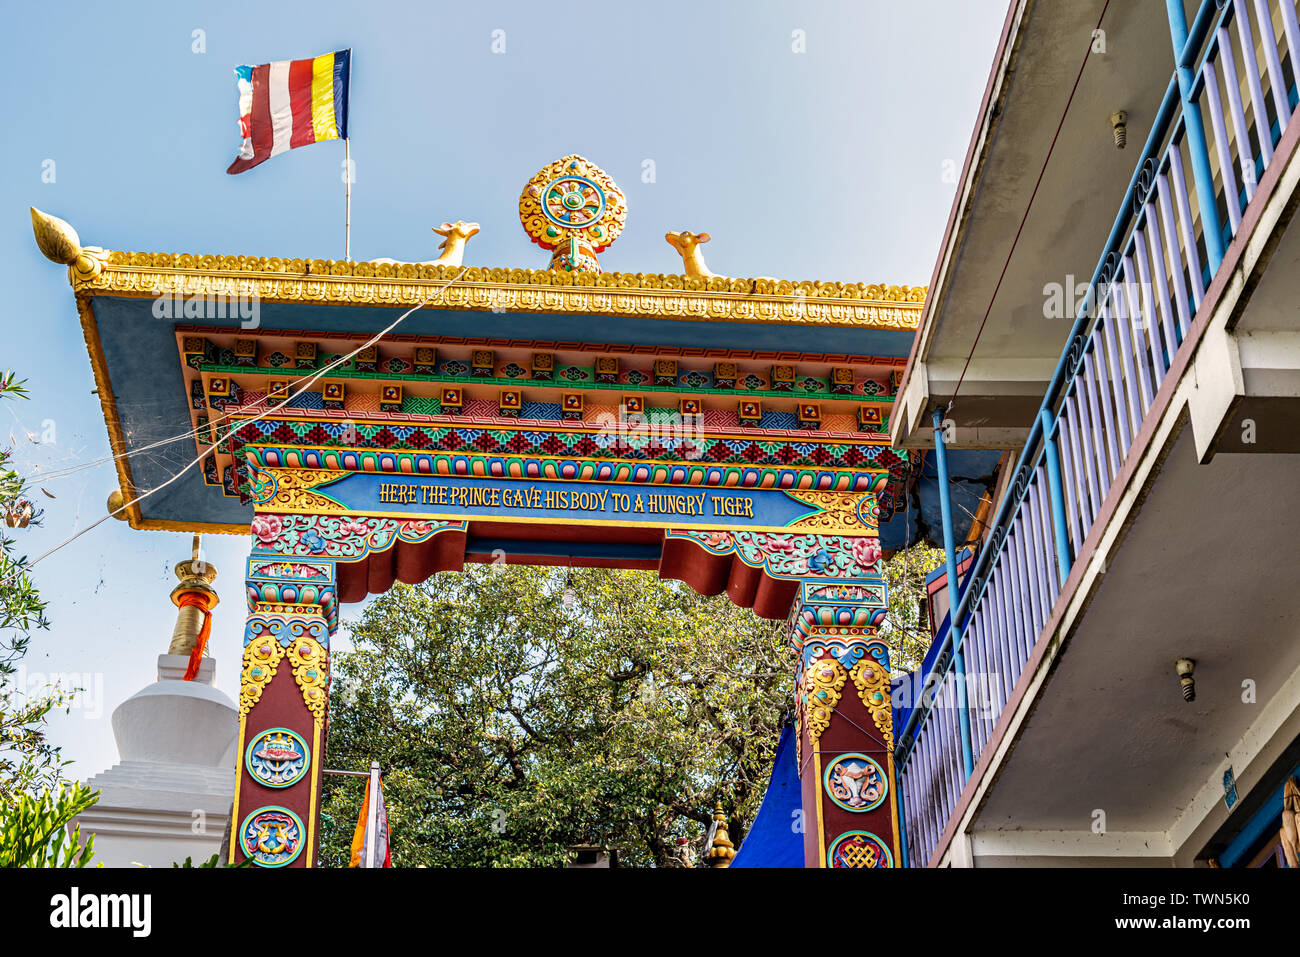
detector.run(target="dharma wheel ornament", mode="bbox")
[519,155,627,274]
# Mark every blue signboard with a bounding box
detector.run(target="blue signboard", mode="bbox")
[299,471,840,533]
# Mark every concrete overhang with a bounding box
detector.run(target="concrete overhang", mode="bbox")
[971,423,1300,845]
[892,0,1178,450]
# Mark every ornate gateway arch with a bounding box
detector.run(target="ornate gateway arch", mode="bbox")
[36,155,929,868]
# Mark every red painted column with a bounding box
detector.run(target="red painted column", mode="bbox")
[657,526,899,866]
[793,575,900,869]
[231,560,336,868]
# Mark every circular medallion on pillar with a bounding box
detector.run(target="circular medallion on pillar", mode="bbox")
[827,830,894,869]
[823,752,887,812]
[245,727,311,788]
[239,806,306,867]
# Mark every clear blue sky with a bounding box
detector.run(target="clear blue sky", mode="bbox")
[0,0,1007,777]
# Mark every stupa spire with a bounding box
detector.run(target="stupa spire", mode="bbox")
[706,802,736,868]
[167,533,219,682]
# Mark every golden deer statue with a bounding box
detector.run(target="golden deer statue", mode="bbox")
[665,230,717,278]
[373,220,480,267]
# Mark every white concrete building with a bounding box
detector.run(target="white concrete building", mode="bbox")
[892,0,1300,868]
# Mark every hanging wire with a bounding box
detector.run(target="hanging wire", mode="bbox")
[0,266,470,585]
[946,0,1112,414]
[15,269,465,486]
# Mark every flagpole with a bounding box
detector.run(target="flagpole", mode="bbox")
[364,759,379,867]
[344,138,352,261]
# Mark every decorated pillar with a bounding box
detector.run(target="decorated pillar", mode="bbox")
[791,555,900,869]
[232,472,469,866]
[230,543,339,868]
[657,521,900,868]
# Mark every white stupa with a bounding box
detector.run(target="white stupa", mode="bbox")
[77,540,238,867]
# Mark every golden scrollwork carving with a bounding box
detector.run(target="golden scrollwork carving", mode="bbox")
[288,633,329,727]
[850,656,893,750]
[240,636,285,717]
[804,657,848,746]
[46,246,924,329]
[785,491,877,533]
[251,468,349,512]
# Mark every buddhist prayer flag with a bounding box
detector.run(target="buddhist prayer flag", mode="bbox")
[349,772,391,868]
[227,49,350,174]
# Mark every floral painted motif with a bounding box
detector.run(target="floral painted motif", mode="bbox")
[336,519,371,538]
[670,530,884,580]
[851,537,881,570]
[249,513,465,560]
[251,514,283,545]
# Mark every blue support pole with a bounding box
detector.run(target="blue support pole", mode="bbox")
[1167,0,1226,271]
[931,409,975,780]
[896,784,910,868]
[1039,409,1074,588]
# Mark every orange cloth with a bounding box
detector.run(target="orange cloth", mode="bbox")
[349,784,370,867]
[178,592,214,682]
[350,776,392,867]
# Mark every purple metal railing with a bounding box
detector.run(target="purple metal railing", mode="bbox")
[897,0,1299,867]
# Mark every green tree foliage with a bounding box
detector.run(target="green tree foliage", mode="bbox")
[0,372,62,799]
[319,565,792,868]
[320,544,945,868]
[879,545,945,675]
[171,853,250,868]
[0,371,99,866]
[0,783,97,868]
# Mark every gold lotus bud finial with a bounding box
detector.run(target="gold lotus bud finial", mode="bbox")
[519,155,627,274]
[706,802,736,868]
[31,207,81,264]
[665,230,717,278]
[30,207,107,285]
[106,488,130,521]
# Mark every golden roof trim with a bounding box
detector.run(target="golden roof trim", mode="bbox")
[33,208,923,327]
[74,261,921,331]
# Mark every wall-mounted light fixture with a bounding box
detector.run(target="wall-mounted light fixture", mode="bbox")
[1110,110,1128,149]
[1176,658,1196,702]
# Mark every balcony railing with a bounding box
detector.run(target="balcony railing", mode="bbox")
[894,0,1300,867]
